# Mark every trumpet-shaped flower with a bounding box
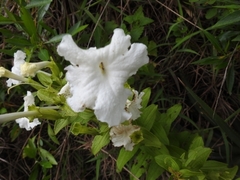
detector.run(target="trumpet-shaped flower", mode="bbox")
[57,28,149,127]
[15,91,41,131]
[110,124,140,151]
[6,50,50,87]
[20,61,50,77]
[6,50,26,86]
[126,90,144,120]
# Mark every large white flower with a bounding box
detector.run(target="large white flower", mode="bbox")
[110,124,140,151]
[15,91,41,131]
[6,50,26,87]
[57,28,149,127]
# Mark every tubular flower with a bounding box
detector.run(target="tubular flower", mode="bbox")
[110,124,140,151]
[57,28,149,127]
[15,91,41,131]
[6,50,26,86]
[126,90,144,120]
[20,61,50,77]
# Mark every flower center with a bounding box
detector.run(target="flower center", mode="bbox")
[99,62,105,74]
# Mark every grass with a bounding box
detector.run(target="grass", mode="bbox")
[1,0,240,179]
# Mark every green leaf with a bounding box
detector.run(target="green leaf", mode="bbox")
[39,147,58,165]
[148,40,158,57]
[36,71,52,87]
[141,87,151,109]
[151,123,169,145]
[189,136,204,150]
[179,169,205,179]
[91,130,110,155]
[37,88,60,104]
[205,8,217,19]
[0,16,14,24]
[185,147,212,169]
[23,137,37,158]
[47,124,59,145]
[68,23,88,36]
[39,160,53,168]
[46,34,67,44]
[160,104,182,133]
[209,10,240,29]
[70,122,99,135]
[136,104,157,130]
[155,154,182,171]
[38,49,49,61]
[25,0,52,8]
[202,31,224,53]
[130,152,150,179]
[54,118,70,134]
[146,161,164,180]
[141,128,161,148]
[20,6,37,38]
[116,146,139,172]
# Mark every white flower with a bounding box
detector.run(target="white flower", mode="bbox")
[20,61,50,77]
[110,124,140,151]
[6,50,26,87]
[58,82,71,97]
[15,91,41,131]
[16,118,41,131]
[126,90,144,120]
[57,28,149,127]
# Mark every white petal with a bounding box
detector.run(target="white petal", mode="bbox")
[7,50,26,86]
[23,91,35,111]
[110,124,140,150]
[16,117,40,131]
